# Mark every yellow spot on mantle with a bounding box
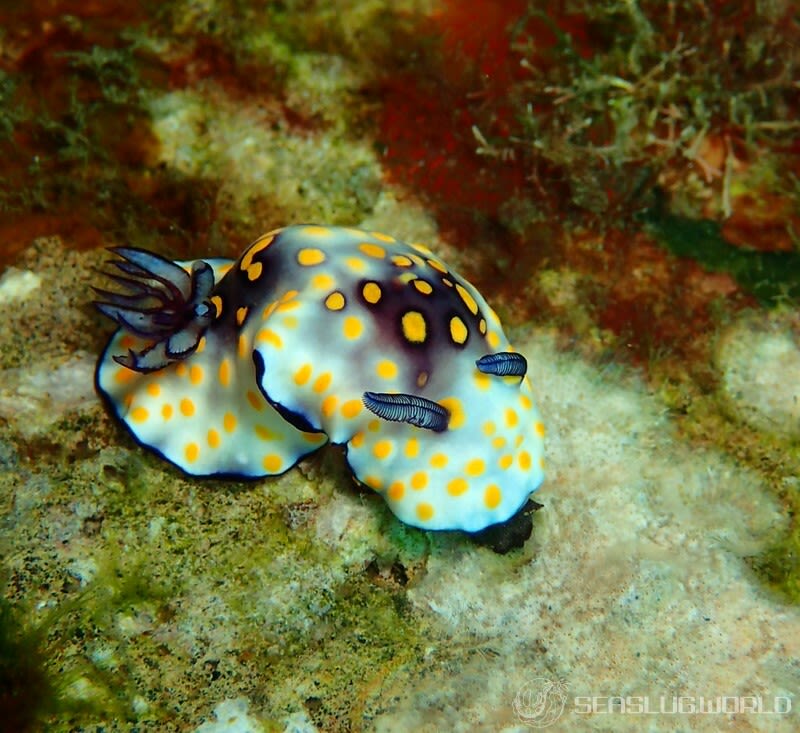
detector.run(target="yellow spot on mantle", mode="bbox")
[484,484,501,509]
[247,390,264,411]
[362,281,382,304]
[312,273,335,290]
[373,440,392,459]
[411,242,433,256]
[413,279,433,295]
[255,424,275,441]
[343,316,363,340]
[262,301,278,321]
[345,257,365,272]
[257,329,283,348]
[263,454,283,472]
[185,443,199,463]
[438,396,464,429]
[131,406,149,423]
[359,242,385,259]
[246,262,263,281]
[505,408,518,428]
[449,316,468,344]
[455,283,478,315]
[300,225,329,237]
[297,248,326,266]
[294,364,312,386]
[240,234,273,272]
[313,372,332,393]
[447,477,468,496]
[321,394,338,417]
[325,291,345,311]
[277,300,300,313]
[341,400,362,419]
[218,359,231,387]
[401,311,426,343]
[114,368,134,384]
[376,360,397,379]
[223,412,237,433]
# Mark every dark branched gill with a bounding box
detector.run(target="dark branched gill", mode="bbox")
[94,247,215,373]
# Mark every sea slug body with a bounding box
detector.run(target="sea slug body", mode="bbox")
[95,225,545,538]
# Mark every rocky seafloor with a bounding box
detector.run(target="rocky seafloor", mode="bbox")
[2,217,799,733]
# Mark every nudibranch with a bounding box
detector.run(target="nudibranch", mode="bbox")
[95,226,545,546]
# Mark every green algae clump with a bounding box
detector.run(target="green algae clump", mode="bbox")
[0,598,57,732]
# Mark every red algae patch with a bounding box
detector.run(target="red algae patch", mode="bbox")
[374,1,799,345]
[377,1,531,240]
